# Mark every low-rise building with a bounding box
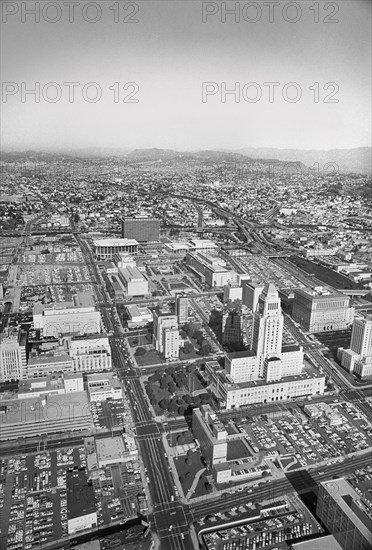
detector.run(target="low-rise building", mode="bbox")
[0,392,92,440]
[93,238,138,260]
[118,265,149,297]
[95,435,138,467]
[127,305,153,328]
[87,373,123,402]
[67,470,97,535]
[206,361,325,409]
[67,334,112,372]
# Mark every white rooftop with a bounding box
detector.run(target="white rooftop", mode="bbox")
[93,238,138,247]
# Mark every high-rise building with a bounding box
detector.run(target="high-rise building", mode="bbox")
[153,311,179,355]
[316,478,372,550]
[163,327,180,360]
[121,215,160,242]
[242,282,264,311]
[175,294,189,324]
[205,284,319,409]
[338,315,372,379]
[350,316,372,358]
[292,286,354,332]
[252,283,283,376]
[0,330,27,381]
[222,307,244,347]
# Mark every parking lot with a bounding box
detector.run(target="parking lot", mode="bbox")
[199,496,321,550]
[228,402,372,471]
[0,448,86,550]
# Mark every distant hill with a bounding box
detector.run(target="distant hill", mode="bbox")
[233,147,371,174]
[1,147,132,159]
[126,148,307,171]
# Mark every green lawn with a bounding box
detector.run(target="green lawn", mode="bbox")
[173,450,205,496]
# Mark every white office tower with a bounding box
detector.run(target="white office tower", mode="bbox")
[252,284,283,377]
[339,315,372,379]
[350,316,372,359]
[153,311,179,355]
[163,327,180,360]
[175,294,189,324]
[0,330,27,382]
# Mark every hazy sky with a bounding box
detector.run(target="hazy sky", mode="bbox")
[1,0,371,151]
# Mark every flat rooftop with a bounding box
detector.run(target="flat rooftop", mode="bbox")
[93,238,138,247]
[225,364,324,391]
[67,469,96,520]
[0,391,90,427]
[96,436,127,462]
[320,478,372,543]
[27,352,72,366]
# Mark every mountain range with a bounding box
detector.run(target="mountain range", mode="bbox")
[2,146,371,174]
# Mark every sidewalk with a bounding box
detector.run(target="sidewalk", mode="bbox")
[185,467,206,501]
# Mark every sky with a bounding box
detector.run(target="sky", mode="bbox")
[1,0,371,151]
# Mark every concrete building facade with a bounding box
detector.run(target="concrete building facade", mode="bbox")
[0,330,27,382]
[316,478,372,550]
[292,286,354,333]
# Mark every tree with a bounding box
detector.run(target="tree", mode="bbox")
[169,399,178,414]
[177,434,185,445]
[160,377,168,391]
[185,457,192,466]
[159,398,170,410]
[182,342,194,355]
[179,475,185,485]
[192,330,204,344]
[200,340,211,356]
[135,347,146,357]
[168,381,176,393]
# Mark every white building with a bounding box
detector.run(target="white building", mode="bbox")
[67,334,112,372]
[0,330,27,382]
[87,373,123,402]
[163,327,180,360]
[207,361,325,409]
[175,294,189,324]
[127,305,153,328]
[338,315,372,379]
[33,297,101,338]
[223,283,243,303]
[252,284,284,376]
[93,238,138,260]
[185,252,238,288]
[153,311,179,355]
[118,265,149,297]
[17,373,84,399]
